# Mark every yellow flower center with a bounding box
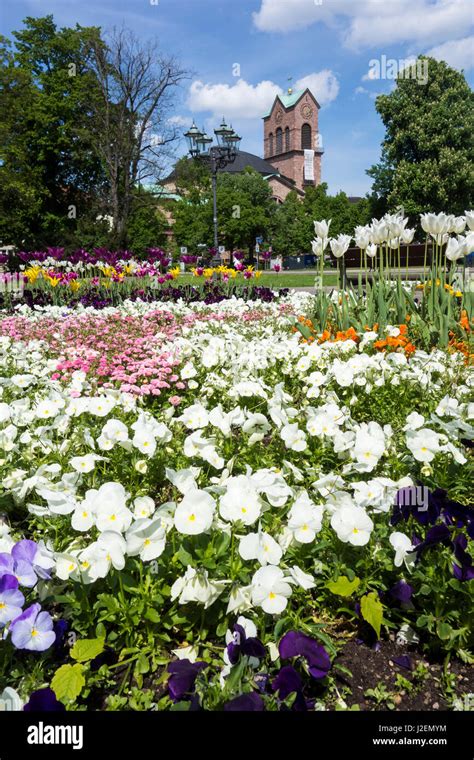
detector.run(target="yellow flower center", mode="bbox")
[188,514,196,522]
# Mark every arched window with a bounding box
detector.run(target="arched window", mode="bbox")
[276,127,283,154]
[301,123,312,150]
[285,127,290,152]
[268,132,273,156]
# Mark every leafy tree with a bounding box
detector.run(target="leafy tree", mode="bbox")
[270,191,309,256]
[172,167,275,254]
[90,28,189,248]
[0,16,107,248]
[126,191,169,255]
[367,56,474,217]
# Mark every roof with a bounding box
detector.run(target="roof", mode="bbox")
[263,89,306,118]
[217,150,283,176]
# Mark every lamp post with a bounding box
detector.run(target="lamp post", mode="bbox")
[184,118,241,253]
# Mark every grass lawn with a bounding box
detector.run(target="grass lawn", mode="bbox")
[178,271,339,288]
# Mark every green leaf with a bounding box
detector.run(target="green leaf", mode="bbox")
[70,637,105,663]
[136,653,150,675]
[360,592,383,639]
[436,621,453,641]
[51,664,85,703]
[176,545,193,567]
[326,575,361,597]
[144,608,160,623]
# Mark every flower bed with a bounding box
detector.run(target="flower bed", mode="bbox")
[0,285,472,712]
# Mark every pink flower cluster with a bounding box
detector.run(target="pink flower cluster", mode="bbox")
[0,305,289,398]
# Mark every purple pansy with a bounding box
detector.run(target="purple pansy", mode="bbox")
[0,574,24,626]
[279,631,331,679]
[414,524,452,557]
[23,687,65,712]
[0,552,37,588]
[9,603,56,652]
[272,665,302,700]
[12,539,54,580]
[389,580,413,604]
[393,655,413,671]
[452,534,474,581]
[224,692,264,711]
[167,659,208,702]
[227,623,266,665]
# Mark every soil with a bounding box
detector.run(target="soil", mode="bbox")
[333,637,473,711]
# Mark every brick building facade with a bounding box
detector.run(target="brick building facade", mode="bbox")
[263,88,323,195]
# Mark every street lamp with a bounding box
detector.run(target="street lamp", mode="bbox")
[184,117,241,252]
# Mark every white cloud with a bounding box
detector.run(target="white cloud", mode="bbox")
[253,0,473,51]
[187,78,282,119]
[187,72,339,118]
[295,70,339,106]
[425,35,474,71]
[168,115,192,127]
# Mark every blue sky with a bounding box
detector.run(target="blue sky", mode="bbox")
[1,0,473,196]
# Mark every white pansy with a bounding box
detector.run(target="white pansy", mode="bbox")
[178,403,209,430]
[281,423,307,452]
[70,454,102,473]
[219,475,262,525]
[171,566,227,608]
[226,584,254,614]
[126,518,166,561]
[287,565,316,590]
[133,496,156,519]
[331,505,374,546]
[389,532,416,568]
[250,566,292,614]
[174,489,216,535]
[132,426,157,456]
[239,531,282,566]
[287,491,323,543]
[406,429,440,462]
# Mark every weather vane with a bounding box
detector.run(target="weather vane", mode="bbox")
[287,76,293,95]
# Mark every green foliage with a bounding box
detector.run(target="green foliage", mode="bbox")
[70,637,105,663]
[361,592,384,638]
[0,16,107,248]
[368,57,474,219]
[326,575,361,597]
[51,663,86,703]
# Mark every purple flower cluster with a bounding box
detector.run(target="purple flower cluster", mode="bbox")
[222,627,330,712]
[392,486,474,581]
[0,540,56,652]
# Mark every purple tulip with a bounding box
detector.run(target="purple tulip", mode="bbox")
[279,631,331,679]
[0,574,24,626]
[10,603,56,652]
[24,688,65,712]
[167,659,208,702]
[224,692,264,711]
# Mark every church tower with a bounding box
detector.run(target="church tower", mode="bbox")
[263,88,323,194]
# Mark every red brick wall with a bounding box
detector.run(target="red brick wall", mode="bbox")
[263,90,322,192]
